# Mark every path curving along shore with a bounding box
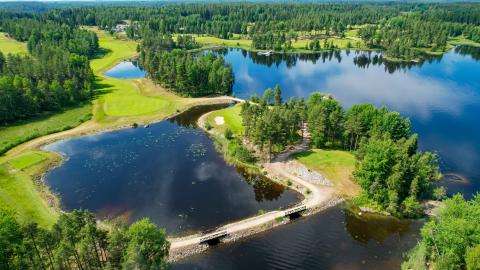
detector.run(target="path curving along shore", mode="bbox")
[168,112,341,261]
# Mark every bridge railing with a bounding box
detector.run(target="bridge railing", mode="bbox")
[199,229,228,243]
[284,204,307,216]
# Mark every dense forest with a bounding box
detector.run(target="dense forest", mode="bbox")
[140,49,234,97]
[0,209,169,270]
[17,2,479,59]
[0,17,97,124]
[241,88,440,217]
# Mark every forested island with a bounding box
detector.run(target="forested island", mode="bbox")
[0,1,479,270]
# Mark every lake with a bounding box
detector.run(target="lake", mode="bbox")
[44,104,300,235]
[104,60,146,79]
[220,46,480,198]
[46,46,480,269]
[172,46,480,269]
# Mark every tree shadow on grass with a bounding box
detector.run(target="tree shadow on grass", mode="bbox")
[93,77,114,96]
[92,47,112,60]
[292,149,314,159]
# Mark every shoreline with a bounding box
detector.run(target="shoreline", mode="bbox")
[166,106,342,262]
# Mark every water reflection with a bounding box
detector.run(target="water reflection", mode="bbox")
[44,105,300,235]
[221,47,480,198]
[173,205,421,270]
[344,209,412,244]
[104,60,146,79]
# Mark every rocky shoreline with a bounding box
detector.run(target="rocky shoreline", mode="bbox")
[168,196,344,262]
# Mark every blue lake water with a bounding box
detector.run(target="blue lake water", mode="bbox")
[173,47,480,269]
[44,105,300,235]
[221,47,480,198]
[45,46,480,269]
[104,61,146,79]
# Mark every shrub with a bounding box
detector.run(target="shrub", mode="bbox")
[229,141,254,163]
[466,245,480,270]
[402,196,421,218]
[205,122,212,130]
[432,186,447,201]
[224,128,233,140]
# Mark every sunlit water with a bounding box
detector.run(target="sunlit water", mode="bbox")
[44,105,300,235]
[173,47,480,269]
[45,47,480,269]
[104,61,146,79]
[221,47,480,197]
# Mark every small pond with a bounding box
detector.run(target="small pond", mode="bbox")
[104,61,146,79]
[44,104,300,235]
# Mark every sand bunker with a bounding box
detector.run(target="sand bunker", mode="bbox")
[214,116,225,125]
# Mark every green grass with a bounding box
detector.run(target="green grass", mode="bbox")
[183,34,252,49]
[0,104,92,155]
[205,104,244,135]
[89,27,191,121]
[184,33,366,53]
[294,149,360,197]
[0,155,59,227]
[8,151,48,170]
[86,27,138,74]
[0,32,27,55]
[448,35,480,47]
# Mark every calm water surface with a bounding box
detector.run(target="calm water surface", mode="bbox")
[173,47,480,269]
[44,105,300,235]
[104,61,146,79]
[46,47,480,269]
[222,47,480,197]
[174,205,420,270]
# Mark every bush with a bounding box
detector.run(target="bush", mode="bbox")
[229,141,254,163]
[466,245,480,270]
[224,128,233,140]
[432,186,447,201]
[205,122,212,130]
[402,196,421,218]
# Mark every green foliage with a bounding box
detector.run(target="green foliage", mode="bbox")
[307,95,344,148]
[466,245,480,270]
[404,194,480,270]
[224,128,233,140]
[123,218,169,270]
[0,16,97,125]
[140,50,234,97]
[241,87,302,160]
[0,209,170,270]
[228,139,254,163]
[354,135,440,216]
[433,186,448,201]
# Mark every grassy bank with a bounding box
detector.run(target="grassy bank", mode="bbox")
[0,104,92,155]
[0,27,240,227]
[0,151,60,227]
[0,32,28,54]
[293,149,359,198]
[201,104,260,170]
[185,32,367,53]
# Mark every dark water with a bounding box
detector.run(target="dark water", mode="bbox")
[44,105,300,235]
[104,61,146,79]
[174,205,421,270]
[221,47,480,198]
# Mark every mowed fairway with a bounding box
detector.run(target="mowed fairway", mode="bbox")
[294,149,360,198]
[89,27,188,121]
[0,32,27,54]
